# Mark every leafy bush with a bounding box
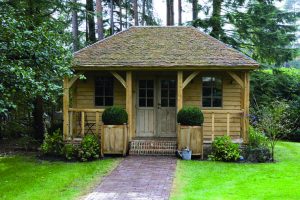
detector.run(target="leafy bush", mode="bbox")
[102,107,128,125]
[77,134,100,161]
[244,127,271,162]
[209,136,240,162]
[285,130,300,142]
[177,107,204,126]
[62,144,78,160]
[41,129,64,156]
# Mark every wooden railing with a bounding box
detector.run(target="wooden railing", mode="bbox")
[202,109,244,140]
[67,108,105,139]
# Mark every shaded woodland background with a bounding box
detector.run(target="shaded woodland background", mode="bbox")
[0,0,299,143]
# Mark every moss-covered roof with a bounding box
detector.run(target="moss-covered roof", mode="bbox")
[73,26,259,69]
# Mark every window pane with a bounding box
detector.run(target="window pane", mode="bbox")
[147,99,153,107]
[213,98,222,107]
[169,80,176,88]
[169,98,176,107]
[95,87,104,96]
[147,80,154,88]
[105,87,113,96]
[213,88,222,97]
[161,80,168,89]
[161,89,168,98]
[139,80,146,88]
[161,98,168,107]
[214,78,222,87]
[202,77,212,86]
[203,87,212,97]
[95,97,104,106]
[106,78,114,86]
[139,89,146,97]
[147,89,154,98]
[139,98,146,107]
[169,89,176,98]
[202,98,211,107]
[105,97,113,106]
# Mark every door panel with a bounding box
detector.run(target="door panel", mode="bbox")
[136,80,155,137]
[157,79,177,137]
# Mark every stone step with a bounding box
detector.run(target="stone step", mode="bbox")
[129,139,177,156]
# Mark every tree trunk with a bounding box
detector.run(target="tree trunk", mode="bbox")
[33,96,45,141]
[142,0,145,25]
[72,0,79,51]
[166,0,174,25]
[192,0,198,20]
[110,0,114,34]
[178,0,182,25]
[133,0,138,26]
[96,0,104,40]
[125,0,128,28]
[119,0,123,31]
[86,0,96,43]
[210,0,222,39]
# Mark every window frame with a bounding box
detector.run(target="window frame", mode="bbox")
[138,79,155,108]
[94,77,114,107]
[201,76,223,108]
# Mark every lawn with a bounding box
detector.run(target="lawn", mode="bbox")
[0,154,120,200]
[171,142,300,200]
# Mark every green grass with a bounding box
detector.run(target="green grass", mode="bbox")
[171,142,300,200]
[0,155,120,200]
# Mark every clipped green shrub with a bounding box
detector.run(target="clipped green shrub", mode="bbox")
[244,127,272,163]
[62,143,78,160]
[41,129,64,156]
[77,134,100,161]
[209,136,240,162]
[102,107,128,125]
[177,107,204,126]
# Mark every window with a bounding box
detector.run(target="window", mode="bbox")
[139,80,154,107]
[202,77,222,107]
[95,77,114,106]
[161,80,176,107]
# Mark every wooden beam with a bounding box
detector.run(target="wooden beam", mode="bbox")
[126,72,133,140]
[95,111,100,135]
[182,71,199,89]
[81,111,85,137]
[177,71,183,112]
[63,77,69,140]
[68,73,83,88]
[212,112,215,141]
[111,72,126,88]
[227,71,244,88]
[226,112,230,136]
[244,72,250,143]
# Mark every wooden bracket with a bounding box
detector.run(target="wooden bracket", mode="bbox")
[227,71,244,88]
[68,73,83,88]
[111,72,126,88]
[182,71,199,89]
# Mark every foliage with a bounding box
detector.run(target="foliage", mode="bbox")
[284,130,300,142]
[209,136,240,162]
[77,134,100,162]
[172,142,300,199]
[244,127,271,163]
[0,155,119,200]
[102,107,128,125]
[177,107,204,126]
[41,129,64,156]
[62,143,78,160]
[256,101,290,161]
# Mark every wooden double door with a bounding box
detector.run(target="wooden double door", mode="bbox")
[136,78,177,137]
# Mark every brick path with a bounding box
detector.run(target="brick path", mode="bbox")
[84,156,177,200]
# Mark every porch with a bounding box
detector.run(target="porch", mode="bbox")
[63,70,250,155]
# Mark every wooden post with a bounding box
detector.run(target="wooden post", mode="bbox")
[95,111,100,135]
[211,112,215,141]
[126,71,132,140]
[69,111,73,139]
[101,124,104,157]
[63,77,69,140]
[177,71,183,112]
[226,112,230,136]
[241,71,250,143]
[81,111,85,137]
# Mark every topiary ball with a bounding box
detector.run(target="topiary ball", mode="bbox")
[177,107,204,126]
[102,107,128,125]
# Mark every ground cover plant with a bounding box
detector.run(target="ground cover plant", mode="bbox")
[0,154,120,200]
[171,142,300,200]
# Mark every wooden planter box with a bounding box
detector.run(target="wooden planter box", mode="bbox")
[177,124,204,158]
[101,124,128,156]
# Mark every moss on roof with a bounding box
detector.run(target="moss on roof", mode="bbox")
[73,26,259,69]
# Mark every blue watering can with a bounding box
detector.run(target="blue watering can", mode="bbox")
[177,148,192,160]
